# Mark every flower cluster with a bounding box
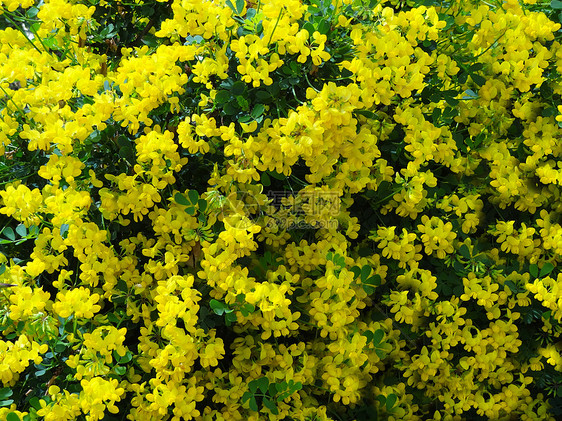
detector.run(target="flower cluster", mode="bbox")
[0,0,561,420]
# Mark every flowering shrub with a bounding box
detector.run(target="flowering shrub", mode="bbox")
[1,0,562,420]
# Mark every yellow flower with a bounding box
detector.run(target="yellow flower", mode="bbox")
[0,184,43,226]
[9,286,51,320]
[0,335,48,386]
[53,287,101,319]
[417,215,456,258]
[80,377,125,421]
[38,154,84,187]
[371,226,422,268]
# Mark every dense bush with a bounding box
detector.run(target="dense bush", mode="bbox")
[1,0,562,419]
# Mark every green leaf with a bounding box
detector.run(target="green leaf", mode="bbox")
[552,0,562,8]
[225,0,236,13]
[54,342,68,353]
[431,107,441,123]
[355,109,376,119]
[260,172,271,187]
[251,103,265,119]
[268,171,286,180]
[15,224,26,237]
[241,303,255,317]
[119,352,133,364]
[365,274,381,287]
[235,0,245,14]
[255,90,271,101]
[470,73,486,87]
[2,227,15,241]
[236,95,250,111]
[277,391,290,401]
[185,207,196,216]
[231,81,246,96]
[469,63,483,72]
[113,365,126,375]
[107,312,120,324]
[444,95,459,107]
[288,381,302,392]
[269,383,278,396]
[335,255,346,268]
[0,388,12,400]
[140,34,159,47]
[249,396,258,412]
[29,397,41,410]
[350,266,361,279]
[438,13,455,30]
[372,329,384,346]
[197,199,207,212]
[530,264,538,278]
[118,146,134,163]
[281,65,293,75]
[459,244,471,259]
[539,263,555,277]
[363,284,376,295]
[386,394,397,411]
[248,379,259,393]
[215,90,231,104]
[303,22,315,37]
[26,6,39,18]
[6,412,21,421]
[223,102,238,115]
[175,193,190,206]
[263,397,278,414]
[188,190,199,204]
[210,299,227,316]
[0,264,5,276]
[360,265,371,282]
[275,382,287,393]
[246,7,256,19]
[317,19,330,35]
[462,89,479,100]
[542,107,557,117]
[256,376,269,393]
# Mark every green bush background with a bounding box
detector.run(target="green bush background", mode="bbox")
[1,0,562,420]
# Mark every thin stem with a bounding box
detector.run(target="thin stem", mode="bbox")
[0,85,26,116]
[473,27,508,60]
[266,7,284,47]
[3,14,43,54]
[25,17,51,55]
[291,86,305,105]
[304,72,320,93]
